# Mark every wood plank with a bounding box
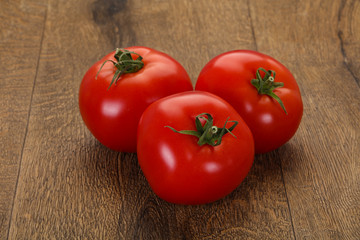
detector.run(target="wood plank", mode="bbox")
[0,1,47,239]
[249,0,360,239]
[122,0,257,85]
[6,0,124,238]
[8,0,296,239]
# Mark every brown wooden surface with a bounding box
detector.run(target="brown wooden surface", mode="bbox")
[0,0,359,239]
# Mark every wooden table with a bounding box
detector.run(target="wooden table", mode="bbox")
[1,0,359,239]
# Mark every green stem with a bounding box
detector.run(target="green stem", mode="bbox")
[165,113,238,146]
[251,68,288,114]
[96,48,144,89]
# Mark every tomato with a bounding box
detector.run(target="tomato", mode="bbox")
[137,91,254,205]
[79,47,193,152]
[195,50,303,154]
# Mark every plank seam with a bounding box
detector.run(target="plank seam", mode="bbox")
[6,4,48,240]
[337,31,360,87]
[280,160,297,240]
[247,0,258,51]
[337,0,359,87]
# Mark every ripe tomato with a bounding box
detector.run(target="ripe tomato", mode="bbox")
[195,50,303,154]
[79,47,193,152]
[137,91,254,204]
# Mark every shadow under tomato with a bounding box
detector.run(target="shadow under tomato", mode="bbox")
[76,136,299,239]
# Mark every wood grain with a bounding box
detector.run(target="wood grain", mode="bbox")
[0,0,47,239]
[1,0,359,239]
[6,0,123,238]
[338,0,360,86]
[249,0,360,239]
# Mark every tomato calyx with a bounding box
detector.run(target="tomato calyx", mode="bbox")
[165,113,238,146]
[96,48,144,89]
[251,68,288,114]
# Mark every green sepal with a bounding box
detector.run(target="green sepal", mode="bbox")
[165,113,238,147]
[164,127,201,138]
[251,68,288,114]
[95,48,144,90]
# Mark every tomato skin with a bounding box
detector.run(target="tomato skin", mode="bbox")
[137,91,254,205]
[195,50,303,154]
[79,47,193,152]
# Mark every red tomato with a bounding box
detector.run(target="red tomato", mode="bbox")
[79,47,193,152]
[195,50,303,154]
[137,91,254,204]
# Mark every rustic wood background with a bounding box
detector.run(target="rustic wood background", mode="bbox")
[1,0,359,239]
